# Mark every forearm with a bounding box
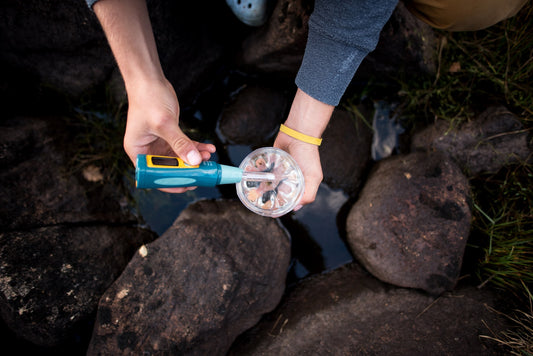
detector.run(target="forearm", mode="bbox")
[89,0,215,179]
[296,0,398,106]
[93,0,164,92]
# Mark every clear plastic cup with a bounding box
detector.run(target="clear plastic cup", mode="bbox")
[236,147,305,218]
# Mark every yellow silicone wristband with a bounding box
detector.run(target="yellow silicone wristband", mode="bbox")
[279,124,322,146]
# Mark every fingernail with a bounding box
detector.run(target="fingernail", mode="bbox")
[293,204,303,212]
[187,150,201,165]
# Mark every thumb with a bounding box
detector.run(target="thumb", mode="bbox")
[165,129,202,166]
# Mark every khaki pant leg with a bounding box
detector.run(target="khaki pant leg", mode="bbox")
[404,0,529,31]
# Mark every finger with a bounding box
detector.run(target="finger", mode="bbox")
[200,150,213,161]
[161,128,203,166]
[159,186,197,194]
[300,171,321,205]
[196,142,217,153]
[195,142,217,161]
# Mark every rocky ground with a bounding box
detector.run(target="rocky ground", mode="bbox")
[1,0,531,355]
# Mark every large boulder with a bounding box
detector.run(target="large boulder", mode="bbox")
[237,0,313,74]
[357,1,438,79]
[0,117,134,231]
[0,0,242,104]
[88,199,291,355]
[0,225,154,347]
[320,108,373,195]
[147,0,246,104]
[229,263,505,355]
[217,84,290,145]
[346,151,471,295]
[0,116,156,346]
[0,0,113,97]
[411,106,533,176]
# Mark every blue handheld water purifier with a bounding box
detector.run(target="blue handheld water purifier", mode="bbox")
[135,154,245,189]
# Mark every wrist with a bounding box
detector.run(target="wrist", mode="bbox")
[282,88,334,139]
[279,124,322,146]
[124,73,168,99]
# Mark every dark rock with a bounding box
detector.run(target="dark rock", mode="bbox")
[147,0,244,105]
[229,263,505,355]
[346,152,471,295]
[357,1,438,81]
[0,0,114,97]
[411,106,533,176]
[0,116,157,346]
[0,225,154,347]
[0,117,134,231]
[217,85,290,145]
[88,199,291,355]
[320,108,373,195]
[237,0,313,74]
[0,0,242,105]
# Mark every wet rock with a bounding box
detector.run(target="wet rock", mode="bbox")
[0,0,114,97]
[0,1,241,104]
[320,108,373,195]
[0,117,134,231]
[346,152,471,295]
[88,199,291,355]
[0,116,156,346]
[217,85,289,145]
[148,1,243,105]
[238,0,313,74]
[411,106,533,176]
[358,1,438,80]
[229,263,505,355]
[0,225,154,347]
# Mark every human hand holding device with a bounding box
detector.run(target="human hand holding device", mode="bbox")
[275,88,334,208]
[93,0,215,193]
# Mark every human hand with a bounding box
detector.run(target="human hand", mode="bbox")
[276,88,334,209]
[274,133,322,208]
[124,78,216,193]
[92,0,215,193]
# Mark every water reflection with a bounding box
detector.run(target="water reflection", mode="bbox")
[226,144,254,166]
[285,183,353,282]
[133,186,221,236]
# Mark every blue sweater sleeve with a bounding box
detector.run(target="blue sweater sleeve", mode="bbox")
[295,0,398,106]
[85,0,99,8]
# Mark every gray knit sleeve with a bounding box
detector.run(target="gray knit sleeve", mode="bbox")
[85,0,100,8]
[295,0,398,106]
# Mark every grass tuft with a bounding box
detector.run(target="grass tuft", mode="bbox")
[481,284,533,355]
[66,85,132,194]
[470,163,533,302]
[397,1,533,127]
